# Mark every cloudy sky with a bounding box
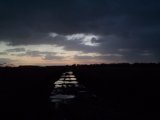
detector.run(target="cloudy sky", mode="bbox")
[0,0,160,65]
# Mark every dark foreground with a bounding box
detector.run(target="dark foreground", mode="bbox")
[0,64,160,120]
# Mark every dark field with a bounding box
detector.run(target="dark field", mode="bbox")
[0,64,160,120]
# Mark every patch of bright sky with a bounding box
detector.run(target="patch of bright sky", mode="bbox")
[49,33,58,38]
[66,33,100,46]
[49,32,101,46]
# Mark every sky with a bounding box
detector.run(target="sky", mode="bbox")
[0,0,160,65]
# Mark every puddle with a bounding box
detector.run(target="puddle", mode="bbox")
[49,71,98,120]
[50,71,80,104]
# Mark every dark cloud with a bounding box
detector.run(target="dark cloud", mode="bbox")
[6,48,25,52]
[74,55,96,60]
[16,50,56,57]
[0,58,15,64]
[74,54,124,63]
[43,54,63,60]
[13,50,63,60]
[0,0,160,62]
[24,51,45,57]
[0,52,7,55]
